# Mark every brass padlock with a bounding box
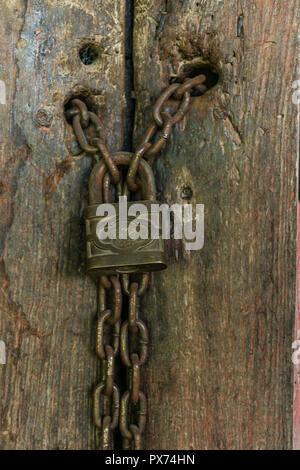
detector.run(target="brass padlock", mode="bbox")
[85,152,167,277]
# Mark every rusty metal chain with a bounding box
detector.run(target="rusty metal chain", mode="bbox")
[94,275,122,449]
[120,274,149,450]
[126,74,207,192]
[65,99,121,183]
[66,74,207,191]
[65,73,207,450]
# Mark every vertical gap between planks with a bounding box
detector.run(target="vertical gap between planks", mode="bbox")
[124,0,135,152]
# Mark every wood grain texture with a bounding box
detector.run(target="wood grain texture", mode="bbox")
[0,0,126,449]
[0,0,298,450]
[133,0,298,449]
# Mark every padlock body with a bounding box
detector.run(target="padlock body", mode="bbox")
[85,201,167,276]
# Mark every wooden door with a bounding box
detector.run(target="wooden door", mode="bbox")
[0,0,298,450]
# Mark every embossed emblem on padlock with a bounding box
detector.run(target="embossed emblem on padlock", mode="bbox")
[85,152,166,277]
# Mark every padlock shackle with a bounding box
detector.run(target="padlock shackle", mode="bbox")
[89,152,156,204]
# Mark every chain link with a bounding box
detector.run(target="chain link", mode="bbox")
[66,74,207,190]
[93,276,122,449]
[126,74,207,191]
[65,73,207,450]
[119,274,149,449]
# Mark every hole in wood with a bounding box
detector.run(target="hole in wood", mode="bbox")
[172,61,219,95]
[0,181,6,195]
[181,185,193,200]
[79,44,99,65]
[64,92,97,125]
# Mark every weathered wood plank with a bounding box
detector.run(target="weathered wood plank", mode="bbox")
[0,0,126,449]
[134,0,298,449]
[0,0,297,450]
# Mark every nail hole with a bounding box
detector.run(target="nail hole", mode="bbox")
[181,186,193,200]
[79,44,99,65]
